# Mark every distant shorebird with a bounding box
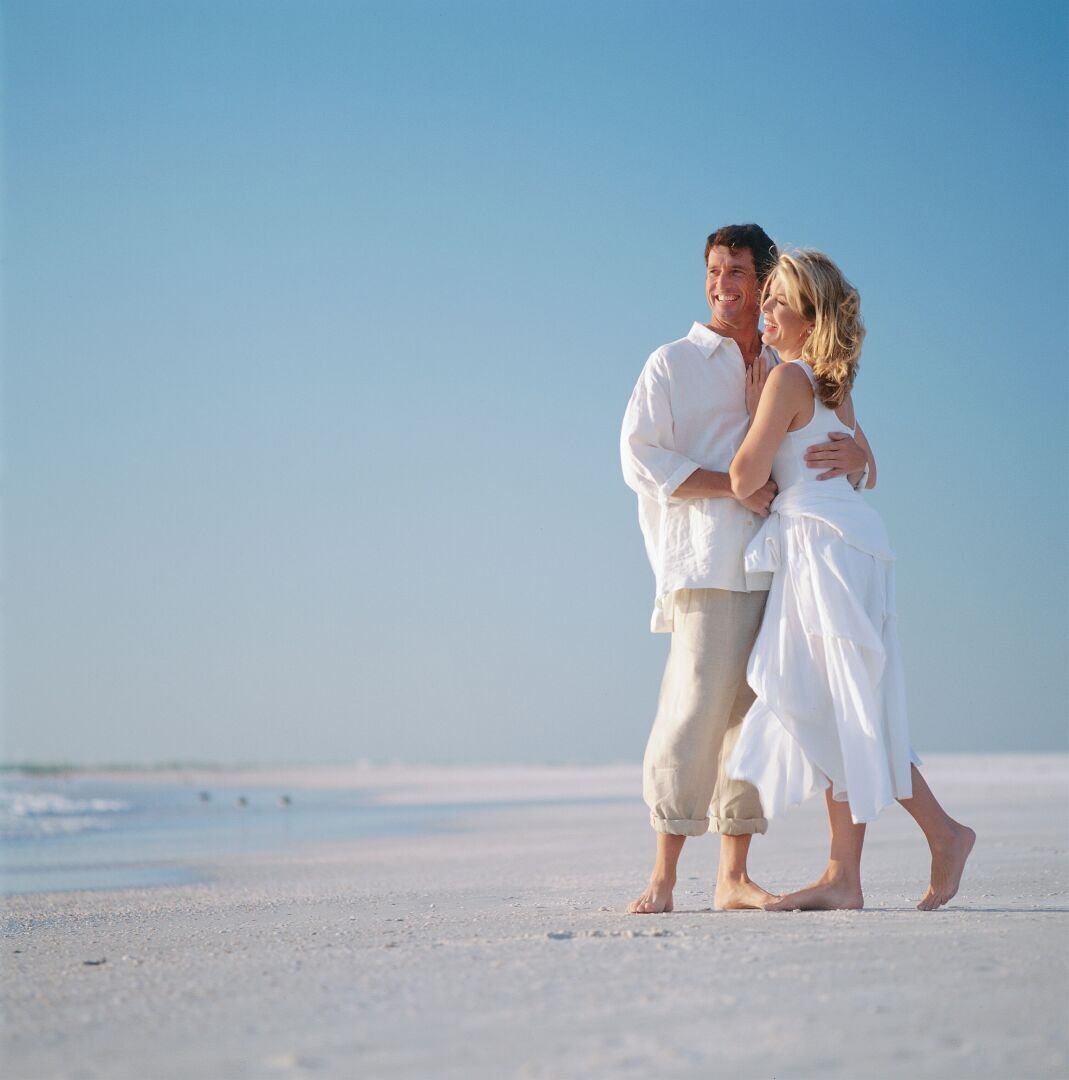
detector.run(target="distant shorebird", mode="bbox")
[278,794,292,807]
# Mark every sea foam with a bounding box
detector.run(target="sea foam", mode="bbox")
[0,791,132,840]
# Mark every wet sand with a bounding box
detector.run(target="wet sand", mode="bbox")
[3,754,1067,1079]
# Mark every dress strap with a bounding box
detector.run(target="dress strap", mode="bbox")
[796,361,818,388]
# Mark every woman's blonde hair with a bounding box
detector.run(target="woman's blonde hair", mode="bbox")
[769,250,865,408]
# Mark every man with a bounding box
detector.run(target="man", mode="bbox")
[620,224,869,913]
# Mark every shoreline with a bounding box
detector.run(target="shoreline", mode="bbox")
[3,761,642,804]
[5,751,1062,788]
[3,755,1067,1078]
[1,768,639,898]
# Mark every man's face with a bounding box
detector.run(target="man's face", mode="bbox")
[705,245,761,331]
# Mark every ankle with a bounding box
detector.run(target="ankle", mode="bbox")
[716,869,751,885]
[927,821,964,850]
[822,861,861,887]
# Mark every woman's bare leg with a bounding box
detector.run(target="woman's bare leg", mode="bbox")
[767,789,865,911]
[898,765,975,910]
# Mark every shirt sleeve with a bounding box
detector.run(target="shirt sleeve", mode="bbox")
[620,351,701,504]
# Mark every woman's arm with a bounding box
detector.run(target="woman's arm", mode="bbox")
[853,421,878,489]
[729,363,810,500]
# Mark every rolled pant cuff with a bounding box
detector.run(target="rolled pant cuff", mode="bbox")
[710,816,768,836]
[650,815,709,837]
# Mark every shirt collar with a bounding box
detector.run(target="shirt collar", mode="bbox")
[686,322,727,357]
[686,322,779,364]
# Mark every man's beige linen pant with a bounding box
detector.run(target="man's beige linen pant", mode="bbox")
[643,587,768,836]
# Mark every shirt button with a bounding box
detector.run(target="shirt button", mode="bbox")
[746,519,754,527]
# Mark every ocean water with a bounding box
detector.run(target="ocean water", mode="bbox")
[0,773,462,896]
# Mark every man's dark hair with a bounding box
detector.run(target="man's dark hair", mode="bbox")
[704,224,778,283]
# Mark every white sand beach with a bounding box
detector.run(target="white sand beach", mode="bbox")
[3,754,1067,1079]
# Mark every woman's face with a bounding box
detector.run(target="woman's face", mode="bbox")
[760,272,814,357]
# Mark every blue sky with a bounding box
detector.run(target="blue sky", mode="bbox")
[4,0,1067,764]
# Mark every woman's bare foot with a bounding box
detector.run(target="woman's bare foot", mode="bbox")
[765,869,863,911]
[917,823,976,911]
[713,874,779,911]
[627,877,675,914]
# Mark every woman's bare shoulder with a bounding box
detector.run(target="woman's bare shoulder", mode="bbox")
[766,361,813,393]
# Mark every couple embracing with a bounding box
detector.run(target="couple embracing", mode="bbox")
[620,224,975,914]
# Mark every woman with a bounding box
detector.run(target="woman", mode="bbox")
[726,251,975,911]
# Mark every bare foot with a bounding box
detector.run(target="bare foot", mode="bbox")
[627,877,675,914]
[713,876,779,911]
[917,824,976,911]
[766,875,863,911]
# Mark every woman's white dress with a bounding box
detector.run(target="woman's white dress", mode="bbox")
[727,362,919,824]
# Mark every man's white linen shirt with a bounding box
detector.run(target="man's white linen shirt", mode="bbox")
[621,322,779,632]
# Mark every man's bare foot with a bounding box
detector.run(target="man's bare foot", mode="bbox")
[713,875,779,911]
[917,823,976,911]
[627,877,675,914]
[765,874,863,911]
